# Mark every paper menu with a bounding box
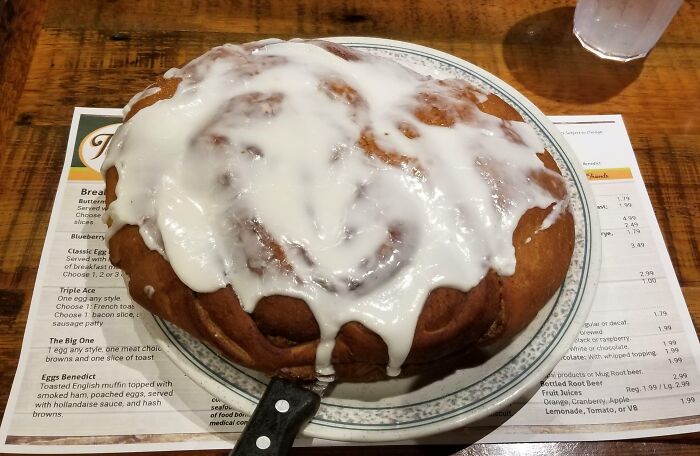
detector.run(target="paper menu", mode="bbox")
[471,115,700,442]
[0,111,698,452]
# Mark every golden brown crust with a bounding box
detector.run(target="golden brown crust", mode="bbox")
[106,41,575,381]
[125,77,180,122]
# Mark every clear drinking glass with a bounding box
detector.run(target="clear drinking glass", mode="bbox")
[573,0,683,62]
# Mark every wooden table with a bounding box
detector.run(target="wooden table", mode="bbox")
[1,0,698,454]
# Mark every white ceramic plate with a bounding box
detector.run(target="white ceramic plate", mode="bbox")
[142,37,601,443]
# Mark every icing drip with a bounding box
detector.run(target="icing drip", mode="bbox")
[103,40,568,377]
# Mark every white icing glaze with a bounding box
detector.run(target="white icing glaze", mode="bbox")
[144,285,155,299]
[103,40,567,377]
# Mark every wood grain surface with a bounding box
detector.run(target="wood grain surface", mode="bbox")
[0,0,698,455]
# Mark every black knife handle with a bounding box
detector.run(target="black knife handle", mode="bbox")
[229,377,321,456]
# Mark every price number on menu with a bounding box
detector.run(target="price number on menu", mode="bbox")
[623,215,641,235]
[640,270,657,285]
[680,396,696,405]
[617,195,633,208]
[664,339,682,356]
[673,371,691,388]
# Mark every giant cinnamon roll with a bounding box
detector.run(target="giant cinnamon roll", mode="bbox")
[103,39,575,381]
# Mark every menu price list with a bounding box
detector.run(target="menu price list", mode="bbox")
[492,117,700,435]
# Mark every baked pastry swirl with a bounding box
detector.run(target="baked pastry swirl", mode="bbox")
[103,39,575,382]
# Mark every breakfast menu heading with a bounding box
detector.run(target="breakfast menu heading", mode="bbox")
[0,111,699,453]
